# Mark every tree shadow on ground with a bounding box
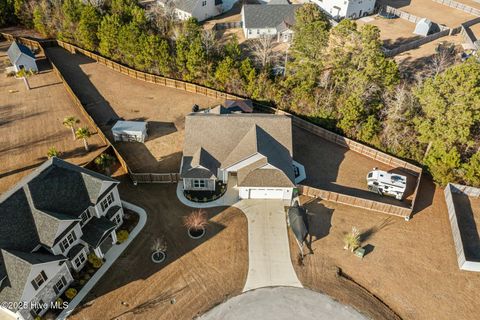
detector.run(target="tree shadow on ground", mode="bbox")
[44,47,120,126]
[359,217,395,243]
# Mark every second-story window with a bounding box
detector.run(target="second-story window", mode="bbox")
[31,271,47,290]
[80,209,92,226]
[101,193,115,211]
[202,0,206,6]
[59,231,77,252]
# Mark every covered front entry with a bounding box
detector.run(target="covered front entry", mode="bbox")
[248,188,285,199]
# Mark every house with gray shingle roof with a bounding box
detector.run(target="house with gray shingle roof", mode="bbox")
[241,3,302,42]
[6,41,38,73]
[158,0,233,22]
[180,112,296,200]
[0,158,125,320]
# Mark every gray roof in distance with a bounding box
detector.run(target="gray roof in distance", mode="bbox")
[242,4,301,29]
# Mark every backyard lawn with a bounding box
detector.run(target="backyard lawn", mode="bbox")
[45,46,223,174]
[0,41,106,194]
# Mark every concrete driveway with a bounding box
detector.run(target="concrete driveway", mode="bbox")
[235,200,302,291]
[199,286,368,320]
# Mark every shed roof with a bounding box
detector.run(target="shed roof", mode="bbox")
[112,120,147,134]
[7,42,35,65]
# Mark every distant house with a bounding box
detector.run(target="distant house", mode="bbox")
[180,113,296,200]
[6,41,38,73]
[158,0,233,22]
[309,0,376,19]
[241,4,301,42]
[0,158,125,320]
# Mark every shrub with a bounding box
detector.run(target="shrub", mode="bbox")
[151,236,167,252]
[87,253,103,269]
[6,71,15,77]
[83,274,91,281]
[116,230,129,243]
[65,288,77,300]
[79,279,86,286]
[343,227,361,252]
[183,210,209,231]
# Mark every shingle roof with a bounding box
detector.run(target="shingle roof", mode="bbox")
[242,4,301,29]
[6,41,35,64]
[0,158,119,305]
[81,217,117,248]
[165,0,198,14]
[181,113,295,187]
[0,249,65,310]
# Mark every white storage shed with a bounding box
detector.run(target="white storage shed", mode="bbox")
[414,18,432,36]
[111,121,148,143]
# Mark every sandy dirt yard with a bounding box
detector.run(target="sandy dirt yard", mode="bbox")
[291,178,480,320]
[378,0,476,27]
[69,181,248,320]
[45,47,222,174]
[293,126,418,208]
[0,41,106,194]
[357,16,419,49]
[455,0,480,10]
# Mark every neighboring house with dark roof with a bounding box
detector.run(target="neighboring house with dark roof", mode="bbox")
[158,0,233,22]
[6,41,38,73]
[180,112,295,200]
[241,3,302,42]
[0,158,124,320]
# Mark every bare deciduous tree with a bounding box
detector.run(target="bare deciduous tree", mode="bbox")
[201,29,217,59]
[250,34,276,69]
[427,45,456,77]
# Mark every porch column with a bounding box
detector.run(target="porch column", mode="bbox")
[111,229,118,244]
[93,247,104,259]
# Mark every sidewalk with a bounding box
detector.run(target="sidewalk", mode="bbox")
[57,201,147,319]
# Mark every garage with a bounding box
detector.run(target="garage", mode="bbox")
[248,188,285,199]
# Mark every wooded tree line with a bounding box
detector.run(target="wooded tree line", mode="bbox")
[3,1,479,187]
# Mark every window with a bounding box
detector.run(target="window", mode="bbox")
[73,251,86,269]
[53,276,67,294]
[80,209,92,226]
[111,213,122,225]
[30,299,45,317]
[31,271,47,290]
[101,193,115,211]
[59,231,77,252]
[202,0,206,6]
[193,179,206,188]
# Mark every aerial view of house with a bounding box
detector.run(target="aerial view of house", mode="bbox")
[1,0,480,319]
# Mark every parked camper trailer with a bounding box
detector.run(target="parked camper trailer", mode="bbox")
[366,169,407,200]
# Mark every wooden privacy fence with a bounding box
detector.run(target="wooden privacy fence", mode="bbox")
[130,173,181,184]
[444,184,480,271]
[299,185,412,218]
[384,29,451,57]
[57,40,242,101]
[213,21,242,30]
[433,0,480,16]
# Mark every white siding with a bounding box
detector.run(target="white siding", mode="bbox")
[13,54,37,72]
[239,187,293,200]
[309,0,376,19]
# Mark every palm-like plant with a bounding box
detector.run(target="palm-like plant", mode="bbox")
[16,68,33,90]
[183,209,209,231]
[344,227,360,252]
[75,127,92,151]
[63,116,80,140]
[94,153,116,176]
[47,146,60,159]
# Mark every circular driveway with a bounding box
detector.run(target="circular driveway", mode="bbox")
[199,286,368,320]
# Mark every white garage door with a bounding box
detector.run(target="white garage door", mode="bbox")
[248,188,284,199]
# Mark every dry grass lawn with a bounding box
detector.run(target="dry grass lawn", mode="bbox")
[378,0,476,27]
[45,47,222,174]
[291,178,480,320]
[0,41,106,194]
[357,16,419,49]
[293,126,418,208]
[71,182,248,320]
